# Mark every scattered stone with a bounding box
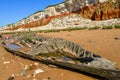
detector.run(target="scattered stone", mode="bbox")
[1,57,5,60]
[10,59,14,63]
[33,78,37,80]
[48,64,57,68]
[42,79,48,80]
[24,65,29,70]
[11,74,15,77]
[20,70,26,76]
[17,57,21,61]
[61,73,64,76]
[48,77,51,80]
[3,61,10,64]
[15,74,22,77]
[34,69,44,75]
[66,34,71,36]
[29,64,37,70]
[26,74,32,78]
[6,66,9,69]
[88,40,96,43]
[115,37,120,40]
[34,63,39,66]
[8,77,14,80]
[20,63,24,66]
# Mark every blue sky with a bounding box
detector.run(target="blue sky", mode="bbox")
[0,0,65,27]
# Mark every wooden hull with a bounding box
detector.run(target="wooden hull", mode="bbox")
[2,43,120,80]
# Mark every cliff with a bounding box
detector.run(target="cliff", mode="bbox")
[1,0,120,31]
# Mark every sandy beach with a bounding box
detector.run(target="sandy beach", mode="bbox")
[0,29,120,80]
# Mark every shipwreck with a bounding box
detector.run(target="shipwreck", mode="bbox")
[2,33,120,80]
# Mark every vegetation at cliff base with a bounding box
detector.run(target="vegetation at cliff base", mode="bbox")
[115,25,120,29]
[102,26,113,29]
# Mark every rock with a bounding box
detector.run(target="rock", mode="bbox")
[20,70,26,76]
[34,69,44,75]
[88,40,96,43]
[26,74,32,78]
[1,57,5,60]
[66,34,71,36]
[48,64,57,68]
[8,77,14,80]
[3,61,10,64]
[20,63,24,66]
[115,37,120,40]
[34,63,39,66]
[42,79,48,80]
[6,66,9,69]
[29,64,37,70]
[12,74,21,77]
[33,78,37,80]
[61,73,64,76]
[33,74,36,77]
[48,77,51,80]
[24,65,29,70]
[42,77,51,80]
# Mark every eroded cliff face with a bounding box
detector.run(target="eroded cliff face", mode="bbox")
[3,0,120,30]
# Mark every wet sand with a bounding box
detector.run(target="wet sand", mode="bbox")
[0,29,120,80]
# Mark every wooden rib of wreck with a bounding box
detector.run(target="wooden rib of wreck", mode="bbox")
[2,33,120,80]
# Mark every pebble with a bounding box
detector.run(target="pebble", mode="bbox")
[48,77,51,80]
[66,34,71,36]
[61,73,64,76]
[6,66,9,69]
[34,63,39,66]
[88,40,96,43]
[42,79,48,80]
[33,74,36,77]
[29,64,37,69]
[33,78,37,80]
[10,59,14,63]
[20,63,24,66]
[1,57,5,60]
[24,65,29,70]
[11,74,15,77]
[26,74,32,78]
[3,61,10,64]
[8,77,14,80]
[115,37,120,40]
[42,77,51,80]
[48,64,57,68]
[20,70,26,76]
[34,69,44,75]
